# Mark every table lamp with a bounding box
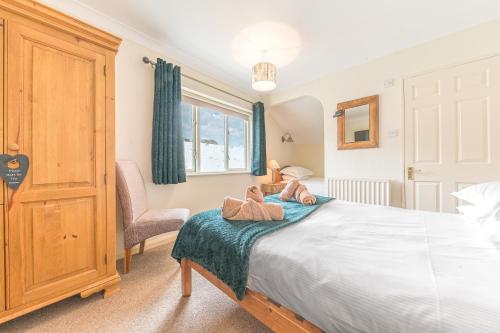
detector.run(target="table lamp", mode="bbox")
[268,160,280,183]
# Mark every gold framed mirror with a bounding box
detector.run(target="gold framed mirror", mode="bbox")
[337,95,378,150]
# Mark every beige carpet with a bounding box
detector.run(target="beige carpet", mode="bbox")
[0,242,271,333]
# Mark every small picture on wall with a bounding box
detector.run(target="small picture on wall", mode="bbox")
[354,130,369,142]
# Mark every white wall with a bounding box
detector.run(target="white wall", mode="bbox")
[291,144,324,177]
[268,18,500,207]
[265,115,296,170]
[115,39,288,256]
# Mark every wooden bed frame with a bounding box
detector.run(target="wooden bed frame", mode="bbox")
[181,258,323,333]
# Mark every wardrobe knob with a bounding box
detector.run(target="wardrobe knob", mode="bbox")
[8,143,19,151]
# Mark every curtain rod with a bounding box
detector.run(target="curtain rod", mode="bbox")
[142,56,255,105]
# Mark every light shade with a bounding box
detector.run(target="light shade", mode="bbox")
[268,159,280,169]
[252,62,277,91]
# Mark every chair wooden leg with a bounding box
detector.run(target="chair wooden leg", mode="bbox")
[139,241,145,255]
[181,258,192,297]
[124,248,132,274]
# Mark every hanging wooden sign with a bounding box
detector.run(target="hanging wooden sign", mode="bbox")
[0,154,29,190]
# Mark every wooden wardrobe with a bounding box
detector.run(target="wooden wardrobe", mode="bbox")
[0,0,121,322]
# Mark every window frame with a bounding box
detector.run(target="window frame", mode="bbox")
[182,95,252,176]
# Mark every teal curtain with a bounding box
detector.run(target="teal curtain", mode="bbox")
[152,58,186,184]
[251,102,267,176]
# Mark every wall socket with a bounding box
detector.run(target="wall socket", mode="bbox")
[384,79,395,88]
[387,129,399,137]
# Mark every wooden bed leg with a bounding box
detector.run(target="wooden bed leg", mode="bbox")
[181,258,192,297]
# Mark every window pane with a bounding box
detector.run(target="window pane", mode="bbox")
[228,116,246,169]
[199,108,225,172]
[181,102,194,170]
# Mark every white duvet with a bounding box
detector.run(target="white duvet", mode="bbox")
[300,177,326,196]
[247,200,500,333]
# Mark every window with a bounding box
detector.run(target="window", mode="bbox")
[182,102,194,171]
[227,116,246,169]
[181,97,250,174]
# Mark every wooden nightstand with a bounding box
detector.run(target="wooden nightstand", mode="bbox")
[261,182,286,196]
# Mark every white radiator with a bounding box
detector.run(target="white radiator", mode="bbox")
[328,178,391,206]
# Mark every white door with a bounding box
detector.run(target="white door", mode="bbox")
[404,56,500,213]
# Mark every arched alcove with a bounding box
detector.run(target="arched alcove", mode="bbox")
[267,96,325,176]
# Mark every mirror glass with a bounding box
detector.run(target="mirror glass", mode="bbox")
[344,104,370,143]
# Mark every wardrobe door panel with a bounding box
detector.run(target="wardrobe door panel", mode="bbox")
[6,21,107,308]
[27,198,96,286]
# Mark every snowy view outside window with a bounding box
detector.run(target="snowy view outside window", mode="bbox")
[181,102,194,170]
[181,101,248,173]
[199,108,225,171]
[227,116,246,169]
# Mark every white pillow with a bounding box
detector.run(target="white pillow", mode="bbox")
[481,219,500,248]
[280,166,313,180]
[281,175,297,182]
[451,181,500,210]
[457,205,496,224]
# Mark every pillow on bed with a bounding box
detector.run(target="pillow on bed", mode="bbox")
[282,175,297,182]
[457,205,497,224]
[481,218,500,248]
[451,181,500,210]
[280,166,313,180]
[468,206,500,246]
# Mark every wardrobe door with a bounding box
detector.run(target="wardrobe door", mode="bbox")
[6,21,108,308]
[0,17,5,313]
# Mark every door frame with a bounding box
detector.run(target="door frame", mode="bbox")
[401,51,500,209]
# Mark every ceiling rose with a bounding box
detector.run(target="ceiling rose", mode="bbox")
[232,21,301,67]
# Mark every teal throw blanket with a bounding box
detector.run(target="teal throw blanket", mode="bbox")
[171,194,333,300]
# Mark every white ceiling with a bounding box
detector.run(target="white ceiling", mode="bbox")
[270,97,324,145]
[45,0,500,95]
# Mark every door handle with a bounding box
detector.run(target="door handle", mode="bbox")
[408,167,414,180]
[408,167,423,180]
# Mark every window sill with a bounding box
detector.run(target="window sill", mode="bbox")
[187,170,252,177]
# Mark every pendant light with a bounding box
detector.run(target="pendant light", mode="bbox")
[252,50,277,91]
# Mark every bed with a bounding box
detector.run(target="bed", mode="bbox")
[278,165,326,196]
[294,177,326,196]
[177,200,500,333]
